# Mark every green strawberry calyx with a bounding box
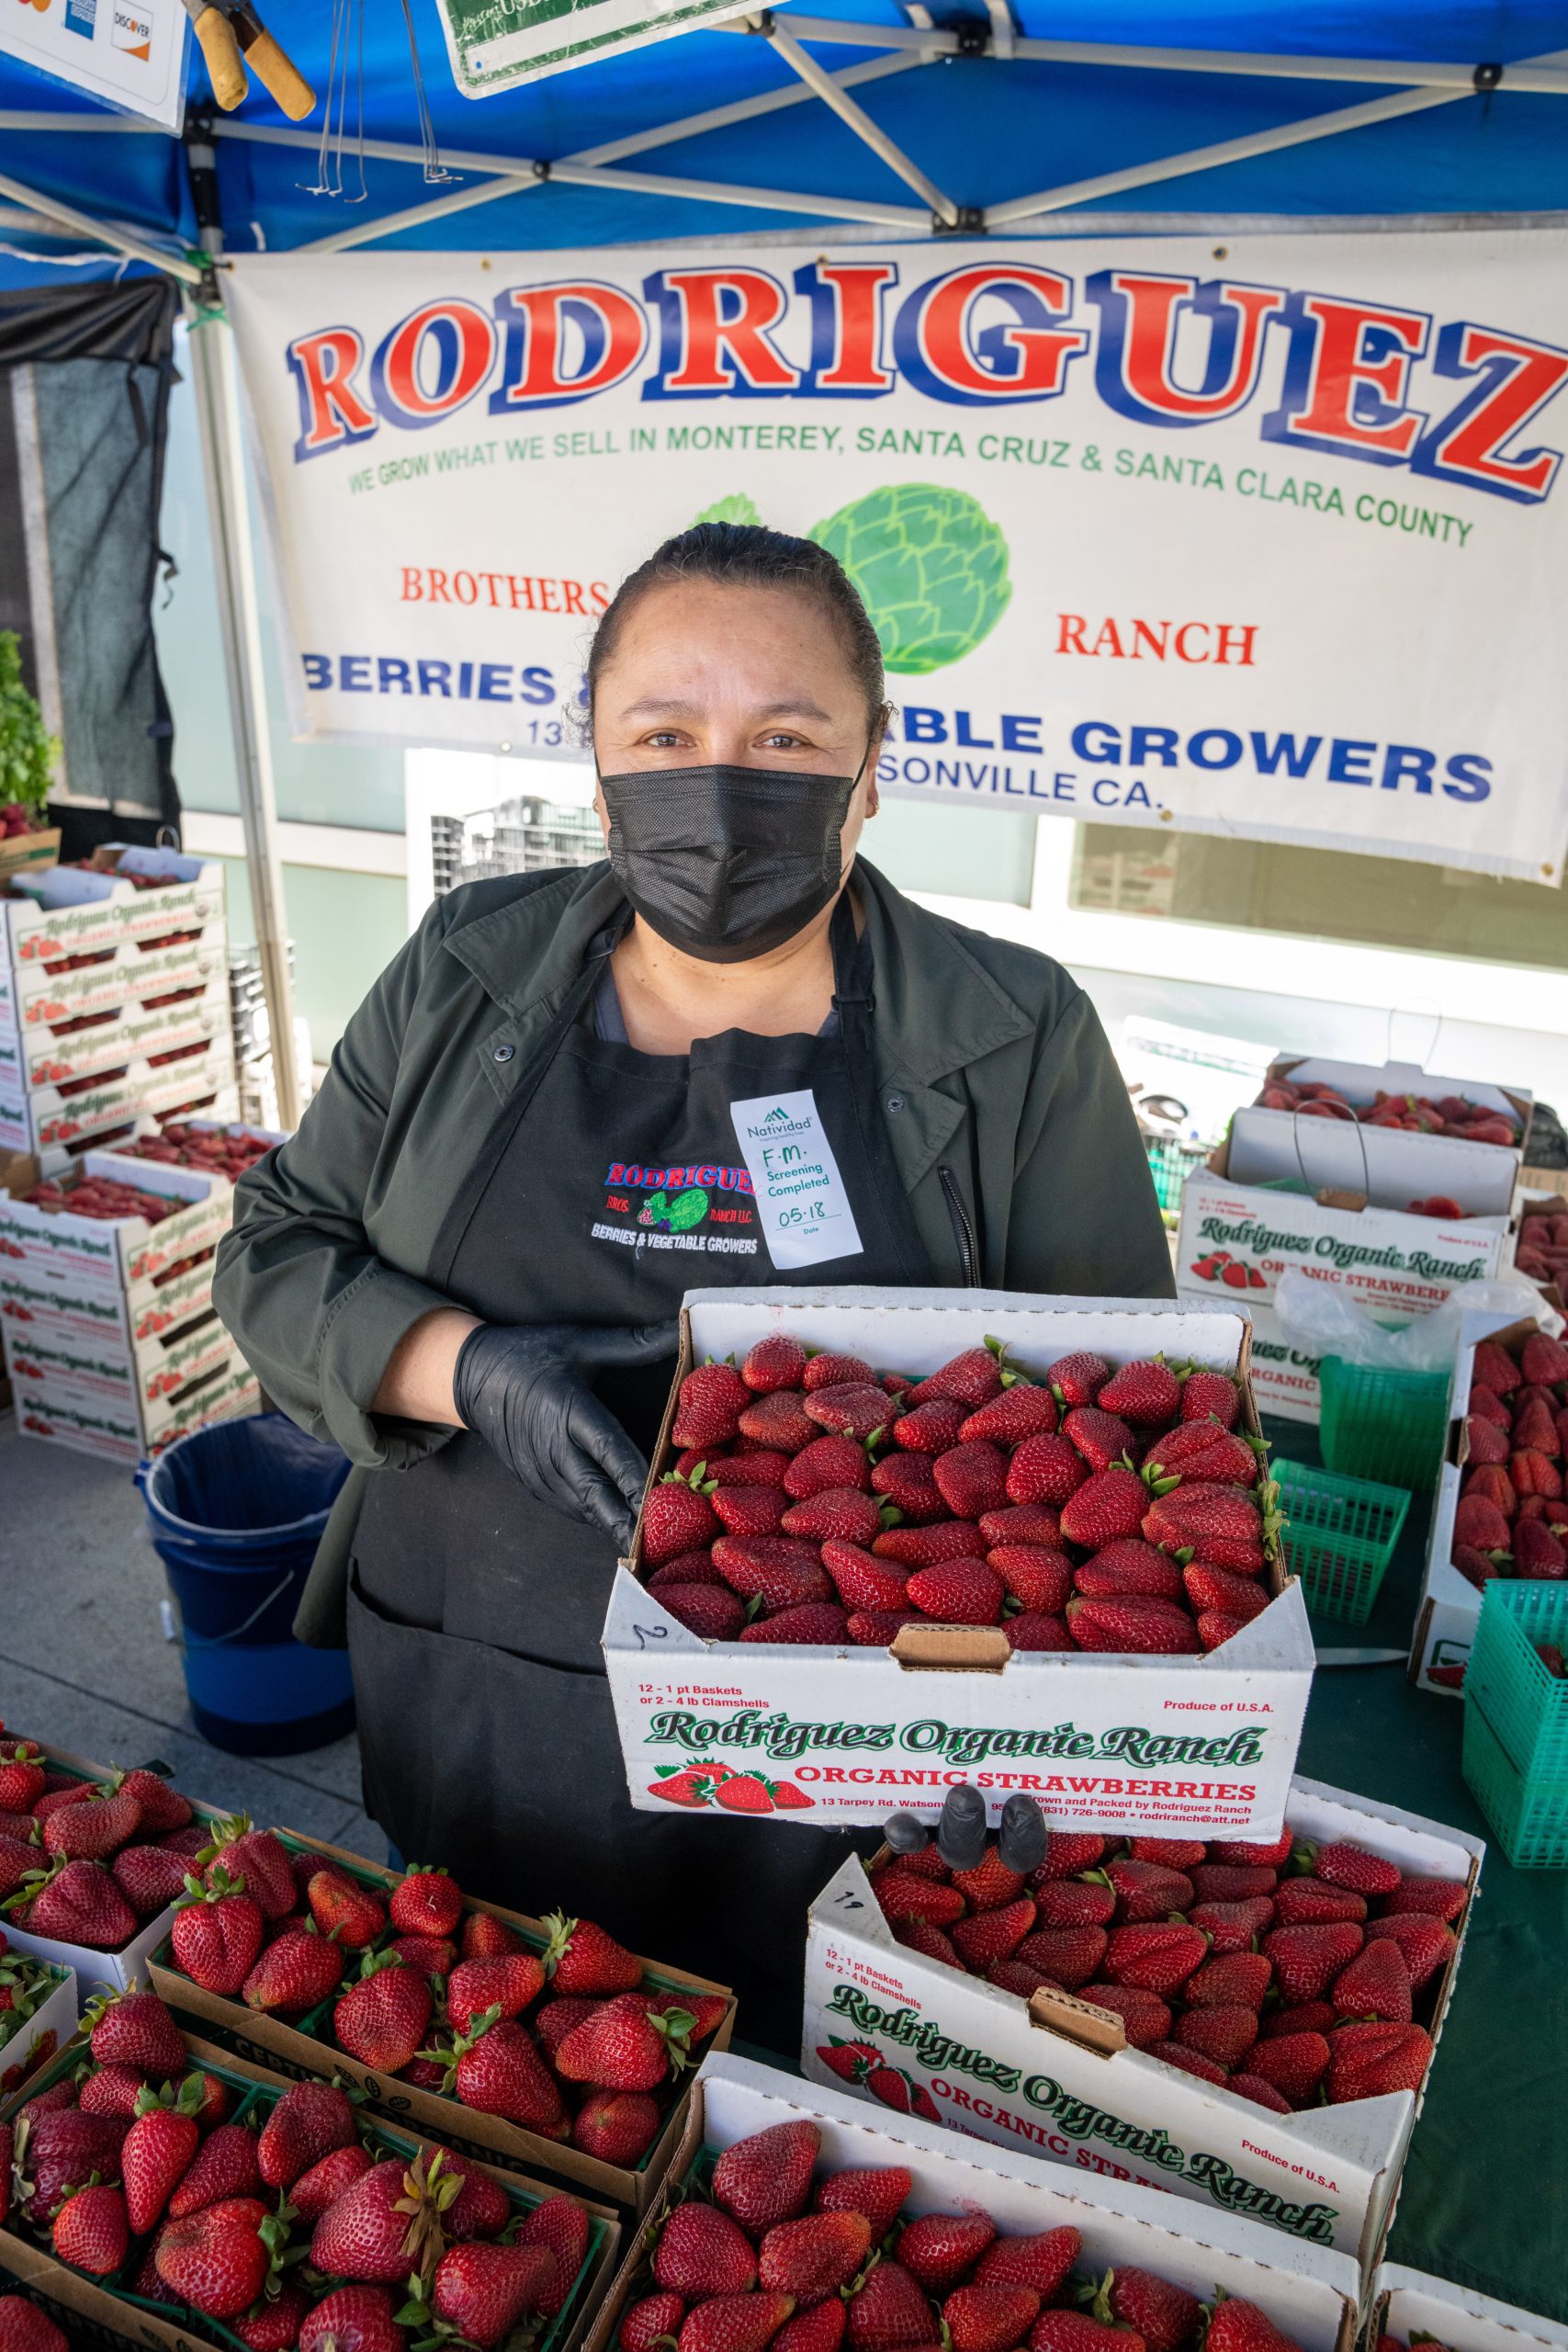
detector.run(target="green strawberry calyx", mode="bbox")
[659,1464,717,1497]
[649,2005,699,2075]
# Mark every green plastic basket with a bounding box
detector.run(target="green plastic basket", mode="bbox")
[1317,1357,1451,1491]
[1143,1135,1211,1212]
[1462,1697,1568,1871]
[1273,1460,1410,1623]
[1464,1579,1568,1782]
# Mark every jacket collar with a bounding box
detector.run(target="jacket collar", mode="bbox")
[438,854,1034,1083]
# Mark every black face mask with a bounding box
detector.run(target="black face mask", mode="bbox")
[598,758,865,964]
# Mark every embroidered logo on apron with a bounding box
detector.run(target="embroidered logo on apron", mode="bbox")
[592,1156,762,1259]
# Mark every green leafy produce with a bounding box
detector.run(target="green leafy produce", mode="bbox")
[809,482,1010,673]
[0,630,59,814]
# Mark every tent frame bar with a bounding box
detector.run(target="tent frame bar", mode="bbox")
[0,165,201,280]
[761,17,960,223]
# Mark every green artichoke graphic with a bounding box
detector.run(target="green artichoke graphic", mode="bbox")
[809,483,1011,673]
[692,492,761,527]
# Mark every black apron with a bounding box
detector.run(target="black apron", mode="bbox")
[347,896,934,2051]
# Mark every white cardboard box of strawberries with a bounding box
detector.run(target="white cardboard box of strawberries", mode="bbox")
[800,1777,1483,2268]
[1366,2266,1568,2352]
[604,1291,1314,1839]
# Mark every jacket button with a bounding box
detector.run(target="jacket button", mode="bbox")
[886,1093,905,1114]
[493,1043,515,1064]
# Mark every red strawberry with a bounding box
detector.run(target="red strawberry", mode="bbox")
[952,1899,1036,1969]
[1372,1913,1457,1986]
[1205,2297,1304,2352]
[815,2166,912,2236]
[974,2229,1078,2297]
[433,2242,557,2346]
[848,1611,920,1645]
[660,1584,747,1639]
[281,2141,372,2223]
[1034,2318,1144,2352]
[1066,1597,1199,1654]
[256,2080,356,2188]
[1246,2031,1329,2103]
[760,2212,873,2301]
[1228,2073,1292,2114]
[310,2152,452,2284]
[714,1487,789,1538]
[1125,1837,1206,1869]
[1452,1496,1512,1550]
[892,1399,968,1454]
[13,1859,136,1949]
[1464,1415,1512,1465]
[822,1542,909,1613]
[38,1789,140,1862]
[950,1848,1026,1911]
[784,1489,884,1544]
[709,1452,796,1488]
[1514,1398,1562,1455]
[894,1919,965,1968]
[786,1435,874,1498]
[980,1503,1062,1547]
[776,2304,848,2352]
[1006,1434,1089,1509]
[1179,1370,1241,1428]
[743,1335,810,1393]
[574,2089,661,2162]
[1330,1939,1411,2023]
[231,2284,310,2352]
[1072,1541,1184,1601]
[1258,2002,1337,2041]
[944,2285,1040,2352]
[1075,1984,1171,2048]
[87,1987,186,2074]
[739,1391,819,1451]
[681,2294,796,2352]
[806,1384,895,1442]
[1190,1862,1278,1903]
[1046,1351,1110,1407]
[199,1821,297,1919]
[556,1990,693,2089]
[740,1604,848,1645]
[1515,1519,1568,1578]
[1142,1423,1260,1489]
[1103,1922,1207,1996]
[513,2190,588,2312]
[907,1343,1008,1407]
[0,2302,67,2352]
[298,2287,404,2352]
[449,2015,567,2131]
[1015,1927,1107,1989]
[674,1363,751,1450]
[907,1560,1004,1624]
[1145,2039,1227,2086]
[52,2182,130,2275]
[1060,1467,1149,1549]
[243,1926,344,2014]
[463,1910,525,1960]
[713,1536,832,1611]
[897,2212,996,2292]
[1263,1921,1364,2001]
[1175,2004,1258,2068]
[0,1746,45,1814]
[804,1351,878,1393]
[334,1952,434,2071]
[1098,1359,1181,1424]
[960,1385,1058,1444]
[645,1469,721,1567]
[110,1843,191,1919]
[1464,1463,1518,1516]
[79,2063,149,2119]
[1005,1611,1073,1651]
[1189,1898,1276,1951]
[1469,1381,1512,1425]
[1184,1951,1272,2009]
[446,1951,546,2034]
[122,2098,200,2233]
[1032,1832,1106,1882]
[156,2195,271,2316]
[1296,1839,1401,1895]
[1061,1408,1134,1474]
[874,1871,966,1928]
[932,1442,1009,1519]
[869,1457,945,1522]
[1183,1564,1269,1623]
[1144,1485,1271,1572]
[624,2295,688,2352]
[656,2202,759,2297]
[1521,1330,1568,1385]
[1087,2269,1200,2352]
[1096,1857,1195,1919]
[1382,1875,1467,1921]
[1326,2020,1432,2099]
[1033,1877,1115,1928]
[874,1522,987,1566]
[173,1868,265,1994]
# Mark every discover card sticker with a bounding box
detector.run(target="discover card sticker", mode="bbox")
[729,1089,865,1270]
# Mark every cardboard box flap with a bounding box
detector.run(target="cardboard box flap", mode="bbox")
[892,1625,1011,1672]
[1371,2267,1568,2352]
[1029,1984,1127,2053]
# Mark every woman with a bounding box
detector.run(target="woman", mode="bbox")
[214,520,1173,2048]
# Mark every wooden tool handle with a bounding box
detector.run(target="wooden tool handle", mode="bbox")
[239,24,316,119]
[192,5,247,110]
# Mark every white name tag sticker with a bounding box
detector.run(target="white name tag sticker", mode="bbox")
[730,1087,865,1270]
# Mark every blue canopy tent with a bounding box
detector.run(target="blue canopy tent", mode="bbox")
[1,0,1566,1114]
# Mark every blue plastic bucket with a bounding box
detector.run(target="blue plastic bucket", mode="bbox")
[139,1412,355,1756]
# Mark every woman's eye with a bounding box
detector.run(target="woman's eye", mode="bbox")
[643,730,684,748]
[761,731,807,751]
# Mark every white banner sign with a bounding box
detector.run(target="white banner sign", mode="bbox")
[0,0,186,130]
[226,233,1568,880]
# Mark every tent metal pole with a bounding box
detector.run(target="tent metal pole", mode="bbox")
[184,227,301,1129]
[987,80,1474,225]
[0,168,201,280]
[761,17,959,222]
[295,172,537,254]
[547,158,930,225]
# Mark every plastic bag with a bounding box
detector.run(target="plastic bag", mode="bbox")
[1271,1267,1561,1369]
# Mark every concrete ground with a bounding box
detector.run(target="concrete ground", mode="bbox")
[0,1417,379,1857]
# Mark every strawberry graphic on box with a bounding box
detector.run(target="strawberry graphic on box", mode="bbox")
[647,1764,814,1813]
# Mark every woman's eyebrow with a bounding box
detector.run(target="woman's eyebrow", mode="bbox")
[615,695,835,724]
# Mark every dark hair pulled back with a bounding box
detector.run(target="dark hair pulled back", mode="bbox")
[586,520,889,738]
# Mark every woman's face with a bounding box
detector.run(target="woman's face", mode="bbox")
[592,577,881,872]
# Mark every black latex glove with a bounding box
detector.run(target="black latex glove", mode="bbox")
[886,1787,1049,1873]
[452,1319,677,1550]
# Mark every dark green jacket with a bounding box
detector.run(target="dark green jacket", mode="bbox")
[214,857,1171,1631]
